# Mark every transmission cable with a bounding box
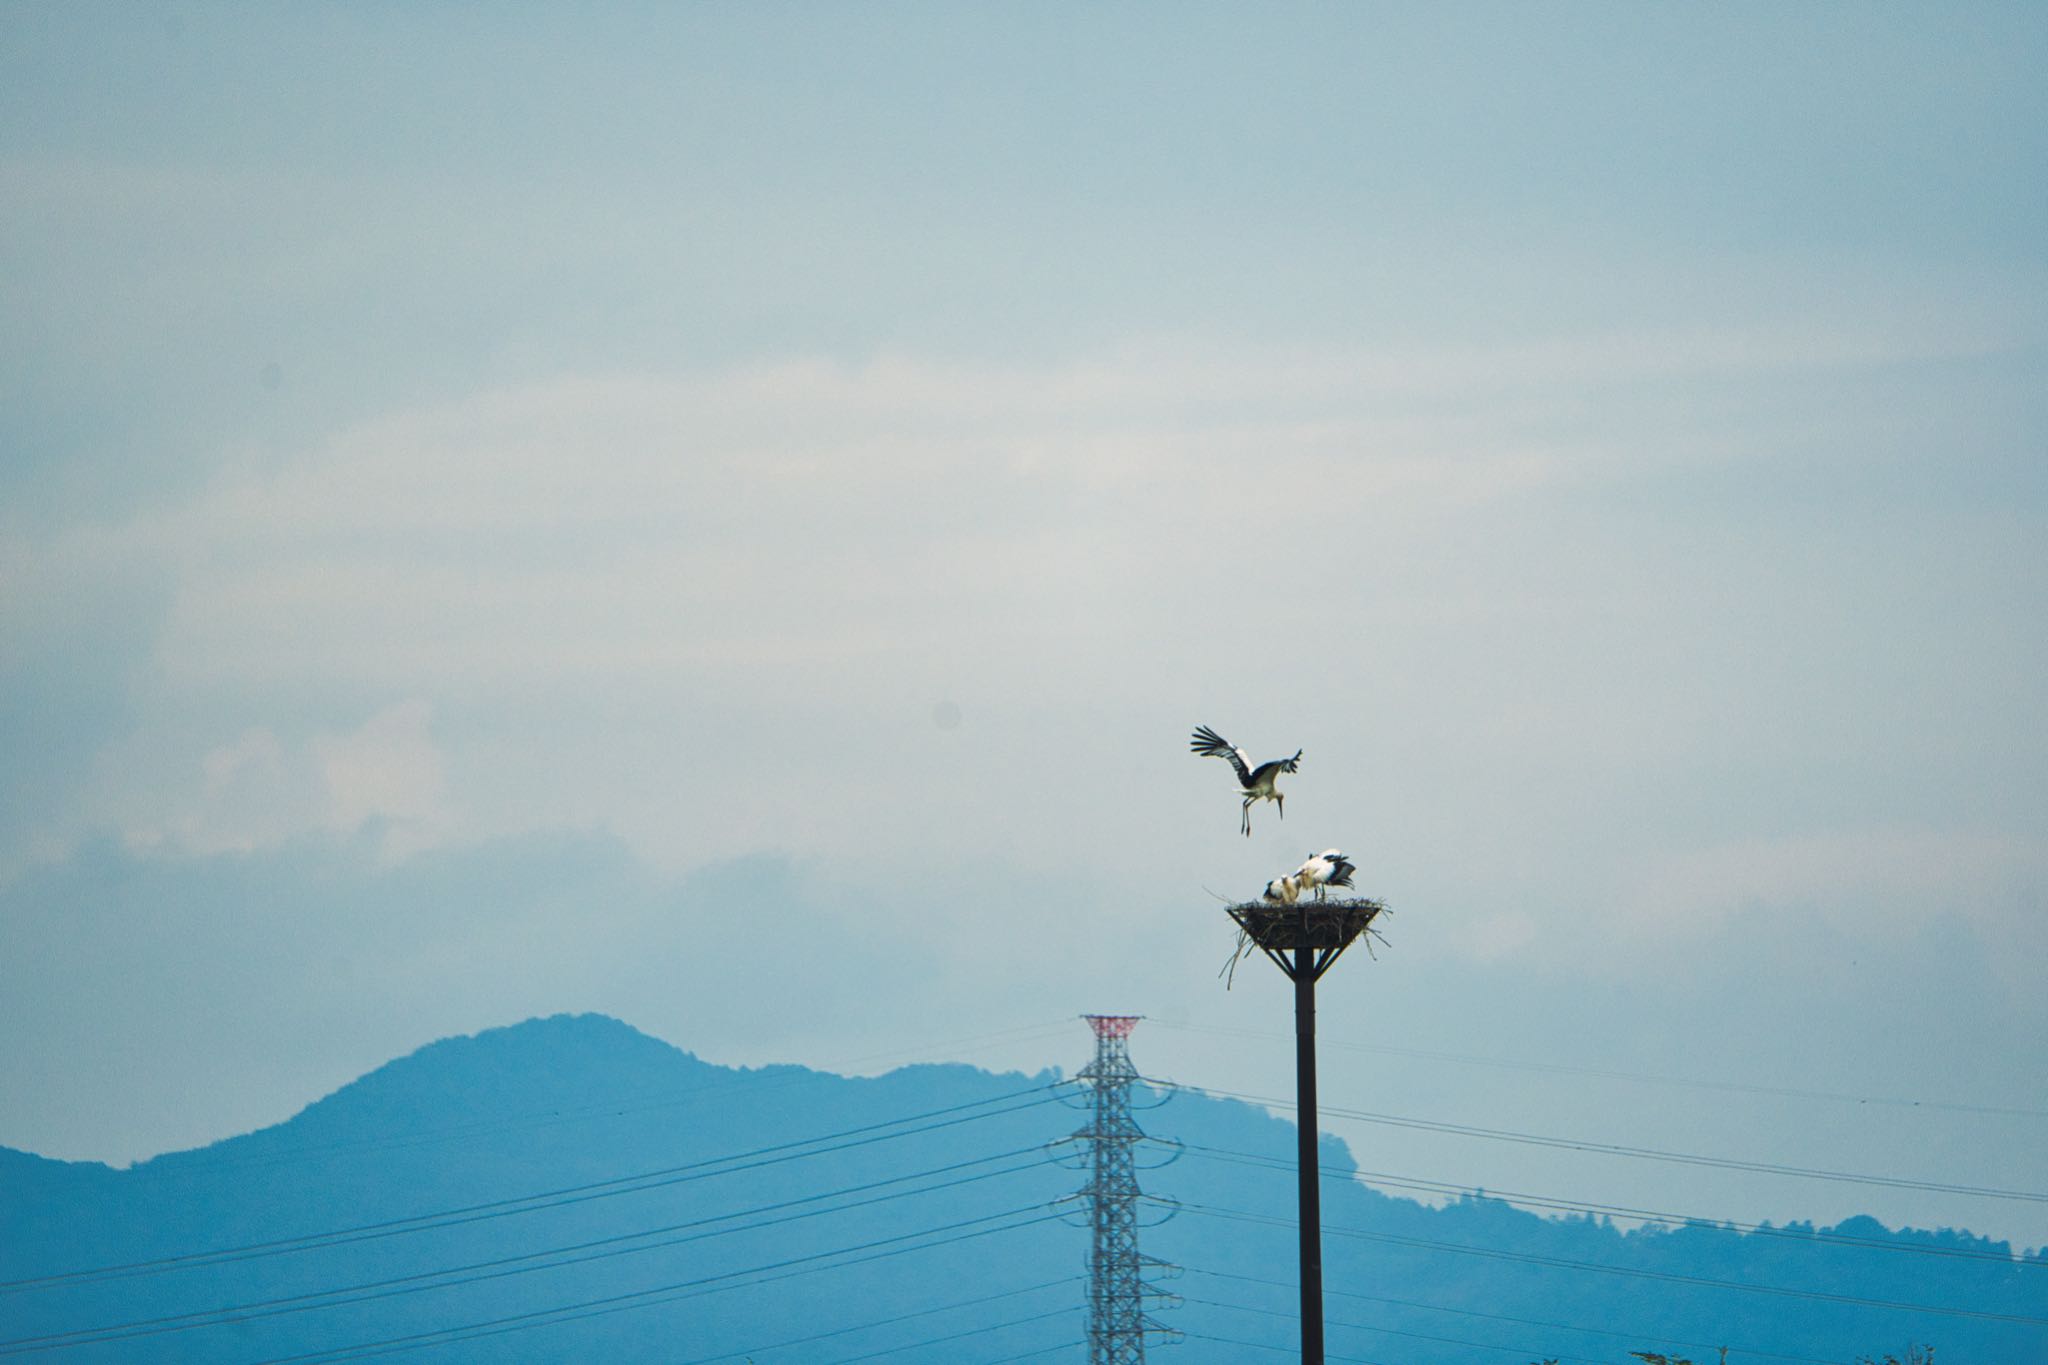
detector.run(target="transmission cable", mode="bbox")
[0,1081,1070,1296]
[667,1275,1081,1365]
[1,1148,1058,1354]
[1185,1290,1621,1365]
[1178,1327,1387,1363]
[156,1016,1083,1178]
[1148,1077,2048,1203]
[1149,1016,2048,1120]
[980,1342,1088,1364]
[1186,1287,1841,1365]
[1182,1264,1845,1365]
[251,1206,1067,1365]
[1179,1139,2043,1268]
[1165,1195,2048,1326]
[821,1305,1076,1364]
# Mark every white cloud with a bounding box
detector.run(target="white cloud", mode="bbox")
[121,703,450,860]
[312,699,449,855]
[86,344,1586,730]
[130,327,1976,699]
[171,726,316,854]
[27,330,2043,914]
[1620,827,2046,926]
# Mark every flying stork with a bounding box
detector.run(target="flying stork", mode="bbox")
[1296,849,1356,901]
[1190,724,1302,837]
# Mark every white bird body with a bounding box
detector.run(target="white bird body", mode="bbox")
[1261,873,1303,905]
[1190,724,1302,836]
[1296,849,1356,901]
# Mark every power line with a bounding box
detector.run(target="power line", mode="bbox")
[1178,1140,2043,1268]
[1177,1327,1388,1363]
[822,1305,1077,1364]
[13,1036,2038,1365]
[1,1149,1059,1354]
[667,1275,1082,1365]
[1184,1291,1618,1365]
[1150,1077,2048,1204]
[1149,1017,2048,1120]
[1166,1196,2048,1327]
[0,1081,1070,1296]
[982,1343,1086,1364]
[1180,1267,1847,1365]
[252,1206,1069,1365]
[144,1016,1085,1178]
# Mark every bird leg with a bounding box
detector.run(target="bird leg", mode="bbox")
[1240,796,1253,836]
[1277,793,1285,822]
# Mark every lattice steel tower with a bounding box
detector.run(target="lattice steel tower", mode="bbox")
[1071,1015,1177,1365]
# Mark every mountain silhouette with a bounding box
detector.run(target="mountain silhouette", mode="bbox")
[2,1014,2040,1362]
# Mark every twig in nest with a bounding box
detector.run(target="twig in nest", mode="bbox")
[1360,915,1392,960]
[1218,927,1254,989]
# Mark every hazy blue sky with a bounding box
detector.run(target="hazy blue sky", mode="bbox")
[3,4,2044,1249]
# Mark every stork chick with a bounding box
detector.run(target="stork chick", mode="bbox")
[1190,724,1302,837]
[1296,849,1356,901]
[1261,873,1303,905]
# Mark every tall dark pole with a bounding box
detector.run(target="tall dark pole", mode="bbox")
[1294,947,1324,1365]
[1225,899,1385,1365]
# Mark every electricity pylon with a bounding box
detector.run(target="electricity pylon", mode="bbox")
[1069,1015,1179,1364]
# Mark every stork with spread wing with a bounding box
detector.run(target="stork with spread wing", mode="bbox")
[1190,724,1302,837]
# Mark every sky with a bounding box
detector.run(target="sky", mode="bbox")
[3,3,2045,1251]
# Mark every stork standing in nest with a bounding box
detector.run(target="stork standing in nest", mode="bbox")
[1190,724,1302,836]
[1296,849,1356,901]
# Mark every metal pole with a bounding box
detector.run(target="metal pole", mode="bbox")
[1294,947,1324,1365]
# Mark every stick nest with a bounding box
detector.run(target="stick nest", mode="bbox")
[1219,898,1391,988]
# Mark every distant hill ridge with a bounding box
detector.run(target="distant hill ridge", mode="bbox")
[2,1014,2040,1364]
[159,1013,735,1162]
